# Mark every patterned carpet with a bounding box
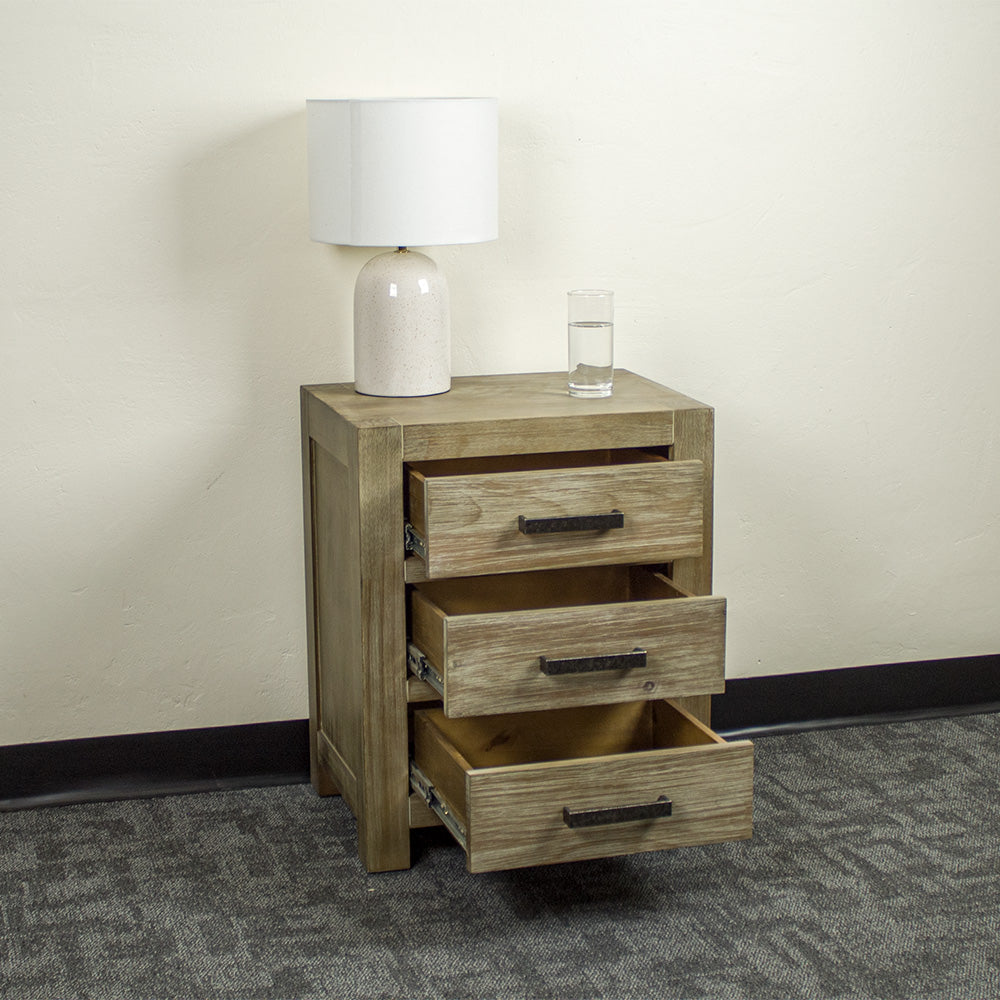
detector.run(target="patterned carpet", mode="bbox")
[2,712,998,999]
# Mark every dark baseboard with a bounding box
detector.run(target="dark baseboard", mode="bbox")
[713,653,1000,739]
[3,655,998,811]
[0,720,310,812]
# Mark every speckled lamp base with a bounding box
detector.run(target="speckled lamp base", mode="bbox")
[353,249,450,397]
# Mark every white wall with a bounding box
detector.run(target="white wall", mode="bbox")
[2,1,998,745]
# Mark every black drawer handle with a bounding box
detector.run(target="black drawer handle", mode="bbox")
[517,510,624,535]
[539,648,647,675]
[563,796,672,828]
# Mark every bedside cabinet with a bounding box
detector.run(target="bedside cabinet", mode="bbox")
[300,370,753,873]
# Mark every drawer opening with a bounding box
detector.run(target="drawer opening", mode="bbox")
[407,448,667,484]
[412,565,688,618]
[418,700,724,773]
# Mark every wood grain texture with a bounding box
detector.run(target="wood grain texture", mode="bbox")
[412,711,472,822]
[354,421,411,872]
[410,591,448,671]
[410,459,704,579]
[466,741,753,872]
[317,730,357,808]
[304,388,355,469]
[302,372,738,872]
[671,694,713,725]
[311,440,361,803]
[305,370,686,462]
[413,700,752,873]
[404,413,670,462]
[669,404,716,726]
[300,390,336,796]
[415,701,659,768]
[410,567,725,717]
[408,448,663,480]
[408,791,442,829]
[406,677,441,704]
[669,405,714,599]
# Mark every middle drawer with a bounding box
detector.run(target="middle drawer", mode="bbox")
[408,565,726,718]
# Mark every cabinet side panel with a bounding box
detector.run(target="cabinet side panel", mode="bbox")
[312,441,363,811]
[302,390,328,795]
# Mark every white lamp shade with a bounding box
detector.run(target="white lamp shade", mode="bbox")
[307,97,498,248]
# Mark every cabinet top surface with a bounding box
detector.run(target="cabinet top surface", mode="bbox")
[303,370,709,429]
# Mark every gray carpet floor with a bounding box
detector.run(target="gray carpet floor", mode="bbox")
[2,711,999,1000]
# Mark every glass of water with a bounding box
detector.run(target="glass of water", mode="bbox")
[567,289,614,397]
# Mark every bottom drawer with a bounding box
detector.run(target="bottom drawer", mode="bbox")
[412,699,753,873]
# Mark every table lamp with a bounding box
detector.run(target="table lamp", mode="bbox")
[307,98,498,397]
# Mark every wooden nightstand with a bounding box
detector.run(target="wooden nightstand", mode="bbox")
[301,370,752,872]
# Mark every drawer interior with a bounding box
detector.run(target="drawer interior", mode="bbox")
[418,699,724,772]
[411,565,688,617]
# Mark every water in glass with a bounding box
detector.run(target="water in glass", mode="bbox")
[568,320,613,397]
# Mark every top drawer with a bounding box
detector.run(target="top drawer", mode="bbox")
[405,449,704,580]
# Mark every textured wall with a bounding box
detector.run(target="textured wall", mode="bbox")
[2,1,999,743]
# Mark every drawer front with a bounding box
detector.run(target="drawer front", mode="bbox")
[408,458,704,579]
[413,701,753,873]
[467,741,752,872]
[410,569,726,718]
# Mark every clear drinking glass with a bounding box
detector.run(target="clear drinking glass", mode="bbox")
[567,289,614,397]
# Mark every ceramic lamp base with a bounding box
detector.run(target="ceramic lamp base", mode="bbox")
[353,249,450,397]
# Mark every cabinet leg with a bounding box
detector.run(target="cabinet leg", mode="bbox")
[311,757,340,797]
[354,690,411,870]
[357,779,412,872]
[356,421,411,872]
[313,772,340,797]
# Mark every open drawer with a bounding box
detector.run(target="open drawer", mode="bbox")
[409,566,726,717]
[411,699,753,873]
[405,449,704,580]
